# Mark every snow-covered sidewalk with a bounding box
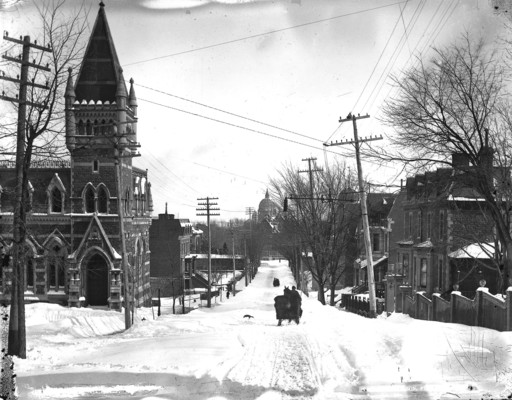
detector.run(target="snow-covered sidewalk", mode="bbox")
[12,260,512,399]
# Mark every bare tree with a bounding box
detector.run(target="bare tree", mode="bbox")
[270,159,358,305]
[2,0,89,358]
[373,33,512,292]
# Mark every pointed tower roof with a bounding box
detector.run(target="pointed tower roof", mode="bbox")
[128,78,137,107]
[74,2,127,102]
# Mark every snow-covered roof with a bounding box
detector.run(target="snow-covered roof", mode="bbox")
[356,256,387,269]
[448,242,495,259]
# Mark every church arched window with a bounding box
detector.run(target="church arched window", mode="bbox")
[46,242,67,293]
[100,119,106,135]
[97,185,108,214]
[77,120,85,135]
[84,185,95,213]
[86,120,93,136]
[124,188,131,216]
[108,119,114,135]
[93,119,100,136]
[51,187,62,213]
[47,173,67,214]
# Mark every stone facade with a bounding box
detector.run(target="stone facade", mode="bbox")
[0,3,152,310]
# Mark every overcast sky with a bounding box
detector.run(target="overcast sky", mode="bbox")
[0,0,509,221]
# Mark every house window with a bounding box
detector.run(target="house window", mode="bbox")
[427,212,432,240]
[403,253,409,281]
[97,186,108,214]
[93,160,99,173]
[420,258,427,288]
[372,233,380,252]
[408,212,413,238]
[438,259,443,290]
[439,211,445,239]
[85,186,95,213]
[417,211,422,240]
[51,187,62,213]
[26,257,35,290]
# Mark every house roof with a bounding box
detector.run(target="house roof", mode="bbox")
[448,243,495,259]
[414,240,433,248]
[357,256,387,269]
[74,2,127,102]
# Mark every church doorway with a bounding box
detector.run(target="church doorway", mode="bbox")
[85,253,109,306]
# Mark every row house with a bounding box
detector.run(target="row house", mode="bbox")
[386,151,501,312]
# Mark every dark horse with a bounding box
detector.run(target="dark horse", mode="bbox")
[274,286,300,326]
[273,277,280,287]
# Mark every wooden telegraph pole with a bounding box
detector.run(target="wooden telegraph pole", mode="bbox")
[0,32,52,357]
[298,157,322,290]
[197,197,219,307]
[324,113,382,318]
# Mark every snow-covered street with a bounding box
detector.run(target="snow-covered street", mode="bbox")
[14,260,512,399]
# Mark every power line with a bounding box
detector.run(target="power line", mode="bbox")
[360,0,426,112]
[124,1,408,67]
[352,2,404,111]
[137,97,346,156]
[134,82,323,145]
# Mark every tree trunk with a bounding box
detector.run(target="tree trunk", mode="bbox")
[504,241,512,291]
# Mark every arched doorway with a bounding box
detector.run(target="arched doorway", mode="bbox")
[85,253,109,306]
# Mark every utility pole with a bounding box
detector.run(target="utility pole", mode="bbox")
[0,33,52,358]
[197,197,219,307]
[231,225,236,296]
[114,139,140,329]
[245,207,254,285]
[324,113,382,318]
[298,157,323,291]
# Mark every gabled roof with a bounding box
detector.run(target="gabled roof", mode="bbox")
[74,3,127,102]
[68,214,121,262]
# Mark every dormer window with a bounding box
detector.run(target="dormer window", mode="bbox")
[51,187,62,213]
[47,173,67,214]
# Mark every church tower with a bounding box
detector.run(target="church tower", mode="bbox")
[65,1,139,215]
[63,2,151,310]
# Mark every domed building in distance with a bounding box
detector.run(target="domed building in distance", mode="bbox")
[257,189,281,222]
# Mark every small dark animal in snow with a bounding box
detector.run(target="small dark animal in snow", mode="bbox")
[243,314,254,319]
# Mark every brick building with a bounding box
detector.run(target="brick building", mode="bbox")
[149,212,192,279]
[0,2,153,309]
[387,152,500,307]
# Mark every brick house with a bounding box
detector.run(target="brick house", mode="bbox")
[149,212,192,278]
[387,152,501,312]
[0,2,153,309]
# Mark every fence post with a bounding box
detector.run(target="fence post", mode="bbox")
[432,293,439,322]
[476,287,487,328]
[450,289,460,324]
[507,286,512,331]
[415,292,421,319]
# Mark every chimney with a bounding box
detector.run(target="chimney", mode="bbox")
[451,153,470,169]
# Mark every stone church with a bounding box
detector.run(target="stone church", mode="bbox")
[0,2,153,309]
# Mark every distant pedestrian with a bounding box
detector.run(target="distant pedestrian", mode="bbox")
[227,290,230,299]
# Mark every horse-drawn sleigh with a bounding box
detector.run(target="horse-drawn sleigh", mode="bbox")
[273,286,302,326]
